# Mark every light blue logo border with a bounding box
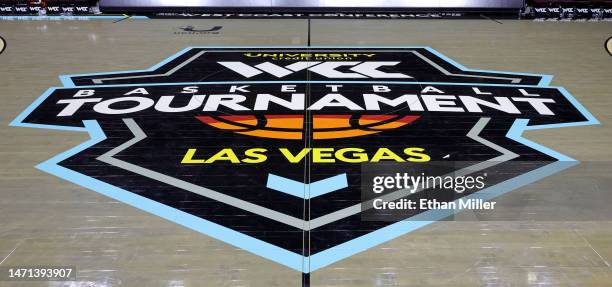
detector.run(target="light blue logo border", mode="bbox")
[9,46,599,273]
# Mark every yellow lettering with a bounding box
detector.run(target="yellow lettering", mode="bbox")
[205,148,240,163]
[404,147,431,162]
[181,148,205,164]
[312,148,335,163]
[242,148,268,163]
[371,148,405,162]
[335,148,368,163]
[279,148,311,163]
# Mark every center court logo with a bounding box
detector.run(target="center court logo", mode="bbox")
[10,47,598,273]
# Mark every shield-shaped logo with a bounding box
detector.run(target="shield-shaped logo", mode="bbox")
[11,47,598,273]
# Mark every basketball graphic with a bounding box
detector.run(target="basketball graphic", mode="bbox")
[195,114,420,140]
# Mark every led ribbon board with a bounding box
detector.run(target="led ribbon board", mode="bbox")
[11,47,598,273]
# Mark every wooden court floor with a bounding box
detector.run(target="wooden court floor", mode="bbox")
[0,19,611,286]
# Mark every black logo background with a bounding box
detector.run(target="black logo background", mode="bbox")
[13,48,595,267]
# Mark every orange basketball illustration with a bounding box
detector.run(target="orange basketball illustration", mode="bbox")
[195,114,420,140]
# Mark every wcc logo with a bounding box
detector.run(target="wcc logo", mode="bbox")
[217,60,412,78]
[11,47,598,274]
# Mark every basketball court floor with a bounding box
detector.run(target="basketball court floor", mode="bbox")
[1,19,612,286]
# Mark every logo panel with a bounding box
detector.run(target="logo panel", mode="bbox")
[11,47,598,273]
